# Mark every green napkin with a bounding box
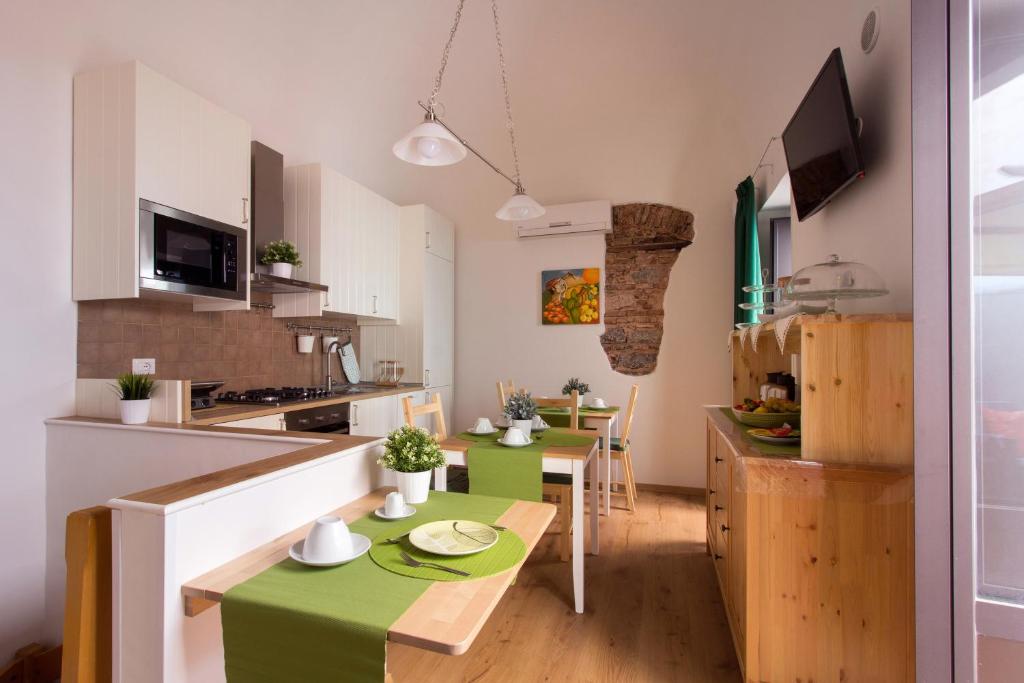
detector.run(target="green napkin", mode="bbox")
[458,429,596,502]
[537,405,619,429]
[717,407,802,457]
[221,491,514,683]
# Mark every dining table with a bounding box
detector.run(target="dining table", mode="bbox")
[181,488,555,675]
[435,427,600,614]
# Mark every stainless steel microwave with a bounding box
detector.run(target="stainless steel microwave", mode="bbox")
[139,199,247,301]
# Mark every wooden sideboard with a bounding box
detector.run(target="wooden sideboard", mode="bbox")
[709,314,915,681]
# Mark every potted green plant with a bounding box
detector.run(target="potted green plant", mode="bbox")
[378,424,446,503]
[260,239,303,279]
[504,390,538,435]
[113,372,155,424]
[562,377,590,407]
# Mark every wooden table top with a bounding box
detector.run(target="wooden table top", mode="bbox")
[439,428,599,461]
[181,488,556,656]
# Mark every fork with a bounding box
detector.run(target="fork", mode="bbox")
[399,550,471,577]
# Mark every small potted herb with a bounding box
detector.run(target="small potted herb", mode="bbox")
[260,240,303,279]
[562,377,590,407]
[504,390,538,435]
[378,425,446,503]
[113,372,155,424]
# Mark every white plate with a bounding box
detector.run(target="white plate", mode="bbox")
[408,520,499,556]
[498,437,533,448]
[374,504,417,520]
[466,427,498,435]
[288,534,371,567]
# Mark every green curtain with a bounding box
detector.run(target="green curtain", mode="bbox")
[733,176,762,325]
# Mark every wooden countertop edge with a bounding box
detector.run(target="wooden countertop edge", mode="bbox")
[704,405,914,476]
[181,490,556,656]
[729,312,912,337]
[190,385,425,425]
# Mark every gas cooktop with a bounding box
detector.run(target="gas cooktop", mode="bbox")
[215,387,336,407]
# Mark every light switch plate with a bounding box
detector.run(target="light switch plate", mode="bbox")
[132,358,156,375]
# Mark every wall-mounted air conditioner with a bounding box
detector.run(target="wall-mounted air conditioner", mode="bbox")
[514,200,612,239]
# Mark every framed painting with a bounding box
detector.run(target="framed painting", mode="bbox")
[541,268,601,325]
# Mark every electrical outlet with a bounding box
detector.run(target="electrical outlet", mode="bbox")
[132,358,156,375]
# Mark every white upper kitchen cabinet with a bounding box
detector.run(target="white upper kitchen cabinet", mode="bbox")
[274,164,399,320]
[73,61,251,301]
[360,204,455,394]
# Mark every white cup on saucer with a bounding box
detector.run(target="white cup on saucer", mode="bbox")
[591,397,608,408]
[502,427,528,445]
[531,415,547,429]
[474,417,494,433]
[385,491,406,517]
[302,515,353,562]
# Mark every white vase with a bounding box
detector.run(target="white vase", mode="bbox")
[270,262,294,279]
[512,418,534,435]
[119,399,151,425]
[395,470,432,504]
[576,395,584,407]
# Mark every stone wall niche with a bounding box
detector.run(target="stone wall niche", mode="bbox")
[600,203,695,375]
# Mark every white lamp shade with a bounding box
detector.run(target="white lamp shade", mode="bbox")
[495,192,546,221]
[392,120,466,166]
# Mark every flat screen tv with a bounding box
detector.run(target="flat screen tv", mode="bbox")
[782,48,865,221]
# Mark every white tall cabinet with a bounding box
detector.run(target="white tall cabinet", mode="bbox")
[273,164,399,320]
[360,205,455,423]
[73,61,251,304]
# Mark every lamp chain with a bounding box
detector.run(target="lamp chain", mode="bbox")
[428,0,467,114]
[491,0,523,191]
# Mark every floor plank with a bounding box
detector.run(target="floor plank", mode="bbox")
[388,492,742,682]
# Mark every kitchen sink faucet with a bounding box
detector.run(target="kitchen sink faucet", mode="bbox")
[325,340,342,392]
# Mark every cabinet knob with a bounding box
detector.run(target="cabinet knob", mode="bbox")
[714,505,724,512]
[720,524,730,533]
[709,488,716,495]
[714,554,723,561]
[714,456,723,463]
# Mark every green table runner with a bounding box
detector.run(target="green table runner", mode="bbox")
[537,405,619,429]
[458,429,597,502]
[369,527,526,581]
[221,491,515,683]
[717,407,802,457]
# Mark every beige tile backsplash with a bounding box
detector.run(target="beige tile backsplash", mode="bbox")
[77,298,359,393]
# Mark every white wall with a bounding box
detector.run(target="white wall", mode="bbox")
[0,0,911,655]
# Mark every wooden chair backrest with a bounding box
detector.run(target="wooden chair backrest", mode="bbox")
[402,393,448,441]
[496,379,518,414]
[62,506,112,683]
[535,390,579,428]
[620,384,640,442]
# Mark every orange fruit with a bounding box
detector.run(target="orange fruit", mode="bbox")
[582,268,600,284]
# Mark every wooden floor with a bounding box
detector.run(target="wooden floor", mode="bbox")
[389,491,742,682]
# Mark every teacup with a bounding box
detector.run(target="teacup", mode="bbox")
[385,491,406,517]
[591,397,608,408]
[502,427,528,445]
[302,515,353,562]
[531,415,547,429]
[474,417,494,433]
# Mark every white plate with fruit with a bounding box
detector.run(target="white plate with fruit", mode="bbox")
[747,424,801,444]
[731,398,801,428]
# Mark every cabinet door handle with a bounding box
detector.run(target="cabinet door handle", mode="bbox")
[720,524,730,533]
[714,554,723,561]
[352,405,359,426]
[242,197,249,224]
[372,295,378,314]
[425,231,431,250]
[714,505,724,512]
[424,369,430,387]
[709,488,716,495]
[714,456,723,463]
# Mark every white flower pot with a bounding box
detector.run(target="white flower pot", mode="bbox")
[512,419,534,435]
[270,262,294,279]
[576,395,584,407]
[119,399,151,425]
[395,470,432,504]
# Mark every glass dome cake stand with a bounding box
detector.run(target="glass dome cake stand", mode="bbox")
[783,254,889,313]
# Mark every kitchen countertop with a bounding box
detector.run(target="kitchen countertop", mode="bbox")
[190,383,425,425]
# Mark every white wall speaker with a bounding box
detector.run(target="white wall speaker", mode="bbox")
[861,7,881,53]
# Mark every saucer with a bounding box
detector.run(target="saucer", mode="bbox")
[374,504,417,520]
[289,533,371,567]
[498,437,533,448]
[467,427,498,435]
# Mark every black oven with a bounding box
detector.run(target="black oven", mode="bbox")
[285,403,350,434]
[139,199,247,301]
